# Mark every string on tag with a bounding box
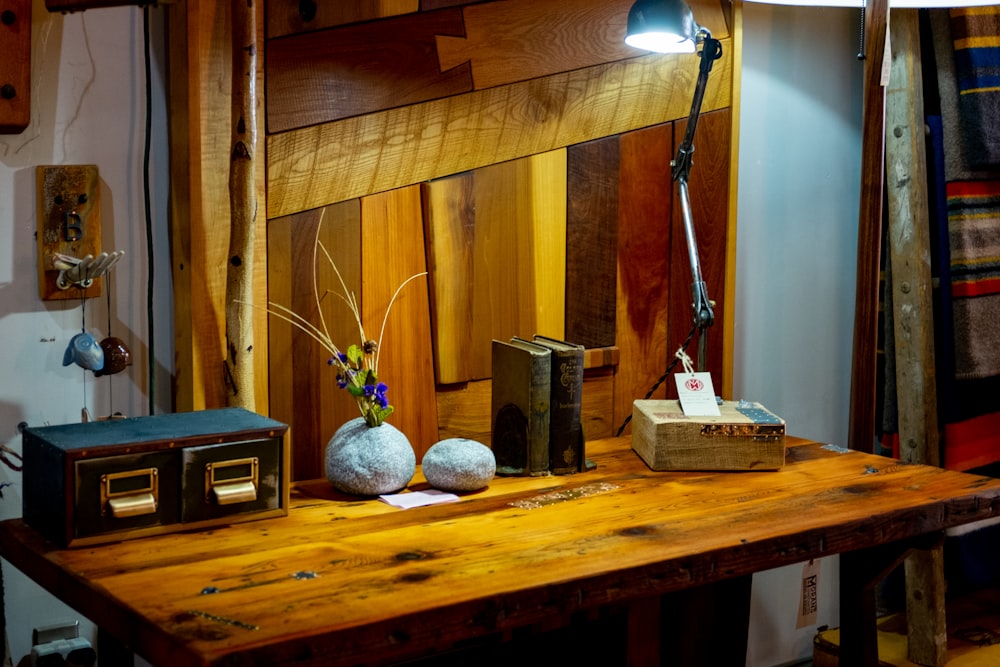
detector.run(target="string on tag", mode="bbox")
[675,347,695,376]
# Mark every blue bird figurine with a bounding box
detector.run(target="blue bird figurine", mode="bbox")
[63,332,105,372]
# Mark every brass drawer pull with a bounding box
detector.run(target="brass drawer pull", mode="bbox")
[101,468,159,518]
[206,457,258,505]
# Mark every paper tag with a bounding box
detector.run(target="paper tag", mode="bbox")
[796,559,820,629]
[379,489,460,509]
[675,372,720,416]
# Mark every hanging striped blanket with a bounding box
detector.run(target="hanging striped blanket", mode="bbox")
[945,8,1000,381]
[951,7,1000,169]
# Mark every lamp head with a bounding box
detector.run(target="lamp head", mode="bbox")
[625,0,702,54]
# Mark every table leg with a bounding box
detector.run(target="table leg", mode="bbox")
[97,628,133,667]
[660,575,753,667]
[839,534,942,667]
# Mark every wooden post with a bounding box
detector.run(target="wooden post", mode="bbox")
[884,10,945,666]
[225,0,258,409]
[849,0,889,454]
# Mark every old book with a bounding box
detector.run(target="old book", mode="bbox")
[524,335,587,474]
[491,339,551,476]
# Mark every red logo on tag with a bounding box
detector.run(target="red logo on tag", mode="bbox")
[685,378,704,392]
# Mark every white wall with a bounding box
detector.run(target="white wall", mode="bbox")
[737,4,864,666]
[0,1,170,664]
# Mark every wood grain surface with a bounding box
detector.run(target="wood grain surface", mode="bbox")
[615,124,673,433]
[566,137,620,349]
[668,109,731,394]
[265,0,419,39]
[849,0,889,454]
[267,203,363,481]
[2,439,999,667]
[266,48,732,218]
[266,8,471,132]
[169,0,269,412]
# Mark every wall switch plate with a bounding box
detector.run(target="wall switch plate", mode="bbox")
[36,165,103,300]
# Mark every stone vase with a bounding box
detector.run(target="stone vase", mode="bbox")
[325,417,416,496]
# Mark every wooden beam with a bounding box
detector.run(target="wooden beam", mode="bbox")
[848,0,889,454]
[884,9,945,666]
[0,0,30,134]
[225,0,260,409]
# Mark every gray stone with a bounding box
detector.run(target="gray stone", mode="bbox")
[325,418,416,496]
[422,438,496,492]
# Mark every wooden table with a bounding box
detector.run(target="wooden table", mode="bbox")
[2,437,1000,666]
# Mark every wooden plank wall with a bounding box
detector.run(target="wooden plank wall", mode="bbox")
[170,0,737,482]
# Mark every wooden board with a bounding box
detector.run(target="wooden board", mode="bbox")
[266,47,732,218]
[267,202,362,481]
[566,136,620,349]
[433,0,726,92]
[0,0,30,134]
[361,187,439,458]
[423,151,567,384]
[421,172,476,385]
[614,124,673,434]
[668,109,731,394]
[265,0,419,39]
[849,0,889,454]
[168,0,269,412]
[266,9,471,132]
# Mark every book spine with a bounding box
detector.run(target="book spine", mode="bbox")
[547,347,584,474]
[527,354,551,475]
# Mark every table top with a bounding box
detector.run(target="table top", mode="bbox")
[2,436,999,666]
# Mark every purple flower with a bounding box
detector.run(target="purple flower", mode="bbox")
[375,382,389,408]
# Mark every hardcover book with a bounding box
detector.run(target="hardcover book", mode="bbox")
[524,335,587,474]
[491,338,551,476]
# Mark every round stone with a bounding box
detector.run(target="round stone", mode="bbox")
[422,438,496,492]
[325,418,416,496]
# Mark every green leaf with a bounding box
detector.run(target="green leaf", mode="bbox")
[347,344,364,365]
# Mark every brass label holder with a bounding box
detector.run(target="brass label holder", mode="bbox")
[101,468,159,518]
[206,457,259,505]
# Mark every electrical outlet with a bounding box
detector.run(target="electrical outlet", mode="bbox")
[35,165,103,300]
[32,619,79,645]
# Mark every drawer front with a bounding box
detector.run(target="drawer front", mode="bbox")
[180,437,284,523]
[75,451,180,540]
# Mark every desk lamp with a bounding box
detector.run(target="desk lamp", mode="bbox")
[625,0,722,373]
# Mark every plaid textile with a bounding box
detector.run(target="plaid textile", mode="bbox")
[951,7,1000,169]
[945,181,1000,380]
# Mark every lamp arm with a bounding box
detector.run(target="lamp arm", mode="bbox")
[671,32,723,183]
[671,31,722,373]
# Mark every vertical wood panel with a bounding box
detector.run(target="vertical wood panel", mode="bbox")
[169,0,268,413]
[268,203,362,481]
[470,151,568,379]
[566,137,620,348]
[362,187,439,458]
[422,173,476,385]
[614,124,673,433]
[849,0,889,454]
[669,108,730,397]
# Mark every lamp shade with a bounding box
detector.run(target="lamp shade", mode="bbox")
[625,0,700,53]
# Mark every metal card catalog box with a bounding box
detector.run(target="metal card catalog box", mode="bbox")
[22,408,289,547]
